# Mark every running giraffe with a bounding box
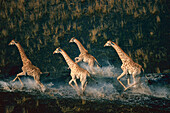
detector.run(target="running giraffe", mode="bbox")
[69,37,101,73]
[104,40,144,91]
[53,47,95,94]
[9,39,45,91]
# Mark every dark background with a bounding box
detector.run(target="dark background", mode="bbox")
[0,0,169,78]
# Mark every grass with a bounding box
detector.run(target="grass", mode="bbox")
[0,0,168,73]
[54,35,60,46]
[1,29,8,37]
[90,28,98,43]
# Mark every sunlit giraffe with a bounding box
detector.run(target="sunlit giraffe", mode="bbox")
[104,40,144,91]
[69,37,101,73]
[53,47,95,94]
[9,39,45,91]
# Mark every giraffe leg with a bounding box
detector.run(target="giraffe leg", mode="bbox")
[124,74,141,91]
[132,73,138,87]
[34,73,45,92]
[117,71,127,89]
[132,74,136,84]
[73,79,79,90]
[89,60,95,74]
[69,79,74,88]
[69,79,78,91]
[83,81,87,93]
[81,78,87,93]
[69,73,78,89]
[35,80,45,92]
[69,78,82,95]
[96,64,100,69]
[127,75,130,85]
[13,72,25,86]
[124,82,139,91]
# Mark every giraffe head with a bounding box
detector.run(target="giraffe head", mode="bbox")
[8,39,18,45]
[69,37,76,43]
[104,40,115,47]
[53,47,62,54]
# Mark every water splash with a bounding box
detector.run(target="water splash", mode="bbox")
[0,81,11,91]
[0,67,169,101]
[85,83,119,100]
[79,61,122,77]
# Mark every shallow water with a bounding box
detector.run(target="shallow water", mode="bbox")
[0,65,169,113]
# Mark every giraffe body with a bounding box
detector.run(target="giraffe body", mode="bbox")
[53,47,92,93]
[9,40,45,91]
[104,40,144,91]
[69,37,101,73]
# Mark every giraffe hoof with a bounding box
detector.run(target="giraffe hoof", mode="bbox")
[20,86,24,90]
[120,93,124,97]
[42,87,46,92]
[124,87,128,92]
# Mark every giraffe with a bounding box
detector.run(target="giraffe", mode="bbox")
[104,40,144,91]
[69,37,101,73]
[8,39,45,91]
[53,47,94,94]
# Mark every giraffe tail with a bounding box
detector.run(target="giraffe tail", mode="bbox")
[41,72,50,77]
[87,73,98,84]
[141,68,149,80]
[94,57,102,68]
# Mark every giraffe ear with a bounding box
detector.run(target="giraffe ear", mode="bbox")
[111,42,114,45]
[12,39,17,43]
[58,48,62,52]
[72,37,75,41]
[15,40,18,44]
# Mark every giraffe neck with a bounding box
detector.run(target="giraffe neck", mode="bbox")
[74,39,88,53]
[15,43,30,65]
[111,44,131,63]
[60,50,75,68]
